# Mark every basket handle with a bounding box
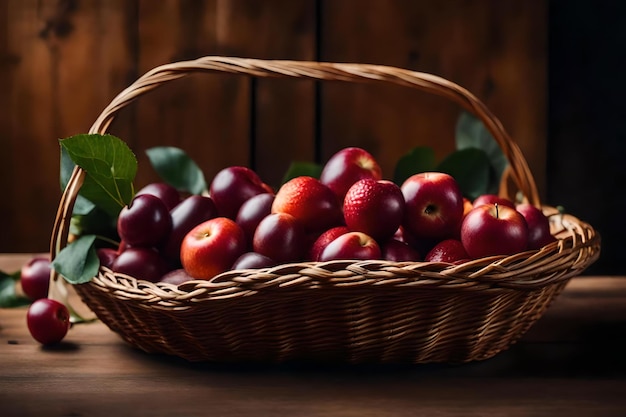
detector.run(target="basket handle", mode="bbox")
[50,56,540,262]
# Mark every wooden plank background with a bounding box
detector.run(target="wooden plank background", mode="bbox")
[0,0,547,255]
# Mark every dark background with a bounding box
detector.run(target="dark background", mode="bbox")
[548,0,626,274]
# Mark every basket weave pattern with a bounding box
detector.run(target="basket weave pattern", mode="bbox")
[52,57,600,363]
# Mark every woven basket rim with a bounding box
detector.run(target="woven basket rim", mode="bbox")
[50,56,600,314]
[75,206,599,313]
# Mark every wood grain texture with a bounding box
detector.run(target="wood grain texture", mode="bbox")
[0,1,548,257]
[320,0,546,190]
[1,252,625,417]
[0,0,137,252]
[131,0,251,189]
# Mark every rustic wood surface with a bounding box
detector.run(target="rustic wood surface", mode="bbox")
[0,0,546,254]
[1,254,625,417]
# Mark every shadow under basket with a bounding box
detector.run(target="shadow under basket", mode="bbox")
[53,57,600,364]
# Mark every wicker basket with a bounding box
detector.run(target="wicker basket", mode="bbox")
[50,56,600,364]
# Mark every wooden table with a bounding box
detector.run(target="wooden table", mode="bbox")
[1,254,625,416]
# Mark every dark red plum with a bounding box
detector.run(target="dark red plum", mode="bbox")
[111,247,170,282]
[381,239,421,262]
[232,252,278,270]
[253,213,306,263]
[117,194,172,247]
[136,182,181,211]
[209,166,273,219]
[236,193,275,245]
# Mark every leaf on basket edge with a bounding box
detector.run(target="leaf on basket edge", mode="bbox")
[145,146,208,195]
[60,146,96,216]
[59,134,137,218]
[52,234,100,285]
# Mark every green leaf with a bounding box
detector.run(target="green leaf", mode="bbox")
[455,112,508,183]
[393,146,437,186]
[52,235,100,285]
[437,148,491,200]
[60,134,137,218]
[281,161,323,185]
[0,270,30,308]
[146,146,207,195]
[60,146,97,216]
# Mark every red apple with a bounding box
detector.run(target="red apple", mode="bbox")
[253,213,307,263]
[232,252,278,270]
[343,179,405,241]
[20,256,51,301]
[320,147,383,202]
[319,231,381,262]
[516,203,557,249]
[209,166,274,219]
[236,192,275,245]
[381,239,421,262]
[308,226,349,261]
[473,194,515,209]
[180,217,247,279]
[26,298,70,345]
[424,239,469,264]
[401,172,464,240]
[461,204,529,259]
[272,176,343,233]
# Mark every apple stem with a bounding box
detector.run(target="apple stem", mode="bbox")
[495,203,499,219]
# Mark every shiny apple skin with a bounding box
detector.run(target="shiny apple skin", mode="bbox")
[320,147,383,202]
[424,239,469,263]
[461,204,529,259]
[26,298,71,345]
[343,179,405,241]
[318,231,381,261]
[209,166,273,219]
[473,194,516,209]
[308,226,350,261]
[401,172,464,241]
[180,217,247,280]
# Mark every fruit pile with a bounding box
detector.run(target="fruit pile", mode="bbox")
[99,147,557,285]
